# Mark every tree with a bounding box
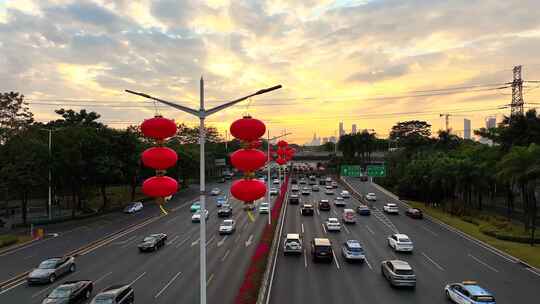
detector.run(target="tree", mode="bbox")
[0,92,34,143]
[338,134,355,159]
[174,123,222,144]
[47,108,104,128]
[389,120,432,150]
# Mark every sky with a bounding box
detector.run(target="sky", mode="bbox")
[1,0,540,144]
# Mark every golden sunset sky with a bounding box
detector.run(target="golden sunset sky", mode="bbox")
[1,0,540,144]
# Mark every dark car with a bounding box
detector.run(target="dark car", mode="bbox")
[217,206,232,217]
[137,233,167,252]
[405,208,423,219]
[319,200,331,211]
[360,175,368,182]
[289,194,300,205]
[301,204,314,216]
[42,280,93,304]
[357,205,371,216]
[319,179,326,185]
[291,178,298,184]
[27,257,76,285]
[311,238,333,262]
[90,284,134,304]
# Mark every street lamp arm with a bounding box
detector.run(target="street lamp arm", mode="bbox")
[205,84,282,117]
[270,132,292,141]
[125,89,200,117]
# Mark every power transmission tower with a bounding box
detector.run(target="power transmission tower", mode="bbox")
[511,65,524,116]
[440,113,450,132]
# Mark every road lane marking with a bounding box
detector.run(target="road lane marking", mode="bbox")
[95,271,113,284]
[166,235,179,245]
[365,258,373,270]
[420,225,439,237]
[343,225,351,234]
[191,238,200,247]
[222,249,230,262]
[304,249,308,268]
[469,254,499,273]
[526,267,540,277]
[0,280,25,295]
[111,235,137,246]
[316,208,320,216]
[23,255,33,260]
[154,271,182,298]
[365,225,375,235]
[235,233,242,243]
[332,209,338,216]
[301,223,304,234]
[206,273,214,286]
[421,252,445,271]
[130,272,146,285]
[165,216,178,225]
[175,237,191,248]
[322,224,327,234]
[120,236,139,249]
[31,283,59,298]
[245,234,254,247]
[332,250,341,270]
[206,236,216,247]
[217,236,228,247]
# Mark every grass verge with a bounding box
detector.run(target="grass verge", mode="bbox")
[409,201,540,269]
[0,234,33,249]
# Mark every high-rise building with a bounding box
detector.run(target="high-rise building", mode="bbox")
[352,124,357,134]
[463,119,471,139]
[486,117,496,129]
[329,136,337,143]
[339,122,345,137]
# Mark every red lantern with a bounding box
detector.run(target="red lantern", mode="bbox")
[230,116,266,142]
[230,179,266,202]
[276,157,287,165]
[230,149,266,172]
[277,147,287,157]
[142,147,178,170]
[141,116,177,140]
[277,140,288,148]
[142,176,178,197]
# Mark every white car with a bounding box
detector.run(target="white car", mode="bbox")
[325,189,334,195]
[325,218,341,232]
[301,188,310,195]
[123,201,143,214]
[273,179,280,185]
[325,177,332,183]
[325,185,333,190]
[283,233,302,255]
[383,203,399,214]
[291,185,299,192]
[334,197,346,207]
[365,193,377,201]
[340,190,350,198]
[219,219,236,234]
[387,233,414,252]
[270,188,279,196]
[191,209,209,222]
[259,202,270,214]
[211,188,221,196]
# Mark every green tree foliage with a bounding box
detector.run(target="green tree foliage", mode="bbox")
[389,120,431,149]
[0,92,34,143]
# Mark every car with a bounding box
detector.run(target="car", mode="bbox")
[357,205,371,216]
[325,177,332,183]
[319,179,326,185]
[219,219,236,234]
[192,209,209,222]
[365,193,377,201]
[137,233,167,252]
[331,181,338,188]
[300,204,314,216]
[325,218,341,231]
[270,188,279,196]
[387,234,414,252]
[123,201,143,214]
[190,201,201,212]
[90,284,134,304]
[301,188,310,196]
[273,179,280,185]
[360,175,368,182]
[342,240,365,262]
[217,206,232,217]
[43,280,94,304]
[259,202,270,213]
[340,190,351,198]
[319,199,331,211]
[216,196,228,207]
[383,203,399,214]
[381,260,416,287]
[210,188,221,196]
[291,178,298,184]
[299,178,307,184]
[334,197,346,207]
[308,180,316,185]
[27,257,76,285]
[342,208,356,224]
[406,208,423,219]
[218,177,226,183]
[283,233,302,255]
[311,185,319,192]
[445,281,496,304]
[291,185,299,192]
[311,238,333,262]
[289,194,300,205]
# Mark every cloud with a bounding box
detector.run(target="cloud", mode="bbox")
[347,64,410,83]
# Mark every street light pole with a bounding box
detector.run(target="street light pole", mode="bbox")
[266,132,291,225]
[48,129,52,221]
[126,79,281,304]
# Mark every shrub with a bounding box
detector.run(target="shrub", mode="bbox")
[0,235,18,248]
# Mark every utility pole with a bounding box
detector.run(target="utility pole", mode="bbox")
[511,65,524,117]
[126,80,281,304]
[439,113,450,132]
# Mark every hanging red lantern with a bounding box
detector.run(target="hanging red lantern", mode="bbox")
[277,140,288,148]
[142,176,178,197]
[141,116,177,140]
[276,157,287,165]
[230,116,266,142]
[230,149,266,172]
[277,147,287,157]
[230,179,266,202]
[142,147,178,170]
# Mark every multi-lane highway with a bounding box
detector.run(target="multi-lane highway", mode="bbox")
[0,180,273,303]
[268,174,540,303]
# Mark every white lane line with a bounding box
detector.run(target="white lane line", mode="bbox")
[332,209,338,216]
[332,250,341,270]
[206,273,215,286]
[365,225,375,235]
[222,249,231,262]
[304,249,308,268]
[245,234,254,247]
[235,233,242,243]
[301,223,304,234]
[165,216,178,225]
[166,235,179,245]
[120,236,139,248]
[130,272,146,285]
[420,225,439,237]
[526,267,540,277]
[206,235,216,247]
[316,208,320,216]
[0,239,45,257]
[469,254,499,273]
[217,236,228,247]
[421,252,445,271]
[322,224,327,234]
[365,258,373,270]
[32,284,57,298]
[154,271,182,298]
[95,271,113,284]
[343,224,351,234]
[0,280,25,295]
[175,236,191,248]
[191,238,200,247]
[23,255,33,260]
[111,235,137,246]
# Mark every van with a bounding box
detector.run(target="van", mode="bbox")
[342,209,356,224]
[311,238,333,262]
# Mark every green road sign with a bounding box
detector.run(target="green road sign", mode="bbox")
[341,165,361,177]
[367,165,385,177]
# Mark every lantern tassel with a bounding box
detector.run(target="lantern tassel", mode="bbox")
[247,210,255,222]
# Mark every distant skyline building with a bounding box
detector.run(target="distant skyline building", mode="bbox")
[464,119,471,139]
[329,136,337,143]
[486,117,496,129]
[308,133,321,146]
[322,137,328,144]
[352,124,357,134]
[339,122,345,137]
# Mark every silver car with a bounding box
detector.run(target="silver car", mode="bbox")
[381,260,416,287]
[27,257,76,284]
[219,219,236,234]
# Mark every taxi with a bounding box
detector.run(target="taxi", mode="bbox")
[445,281,496,304]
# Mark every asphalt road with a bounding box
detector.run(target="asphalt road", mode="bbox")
[268,175,540,304]
[0,179,275,303]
